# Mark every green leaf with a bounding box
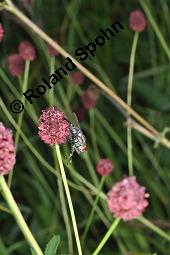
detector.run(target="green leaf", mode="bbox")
[45,235,60,255]
[30,247,37,255]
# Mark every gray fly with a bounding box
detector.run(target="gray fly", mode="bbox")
[67,113,87,163]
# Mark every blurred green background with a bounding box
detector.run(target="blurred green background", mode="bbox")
[0,0,170,254]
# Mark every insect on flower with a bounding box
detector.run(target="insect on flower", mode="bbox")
[67,113,87,163]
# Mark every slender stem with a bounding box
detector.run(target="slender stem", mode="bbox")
[0,176,44,255]
[82,176,105,243]
[0,204,12,214]
[49,56,55,105]
[55,144,82,255]
[89,109,100,161]
[15,60,30,150]
[92,218,120,255]
[57,178,73,254]
[138,216,170,242]
[127,32,139,176]
[8,60,30,188]
[5,0,14,7]
[53,149,73,254]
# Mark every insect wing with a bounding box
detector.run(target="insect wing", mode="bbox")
[72,112,81,128]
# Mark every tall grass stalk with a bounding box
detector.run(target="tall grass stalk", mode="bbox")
[55,144,82,255]
[140,0,170,59]
[92,218,120,255]
[0,176,44,255]
[138,216,170,242]
[82,176,106,244]
[127,32,139,176]
[8,60,30,188]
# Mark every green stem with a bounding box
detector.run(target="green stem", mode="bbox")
[89,109,100,161]
[138,216,170,242]
[57,178,73,254]
[127,32,139,176]
[140,0,170,60]
[15,60,30,150]
[55,144,82,255]
[8,60,30,188]
[92,218,120,255]
[53,149,73,254]
[82,176,105,244]
[0,176,44,255]
[49,56,55,105]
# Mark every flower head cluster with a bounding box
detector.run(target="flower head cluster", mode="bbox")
[0,123,16,175]
[71,71,85,85]
[81,86,99,109]
[96,158,113,176]
[18,40,36,61]
[38,107,70,145]
[7,54,25,77]
[129,10,146,32]
[0,24,4,42]
[7,40,36,76]
[107,176,148,221]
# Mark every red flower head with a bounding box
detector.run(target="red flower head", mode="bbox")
[18,40,36,61]
[71,71,85,85]
[0,123,16,175]
[47,44,59,56]
[107,176,149,221]
[96,158,114,176]
[80,86,99,109]
[129,10,147,32]
[7,54,25,77]
[0,24,4,42]
[38,107,70,145]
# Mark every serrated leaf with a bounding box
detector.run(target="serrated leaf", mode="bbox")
[30,247,37,255]
[45,235,60,255]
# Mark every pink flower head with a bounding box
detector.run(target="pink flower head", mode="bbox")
[107,176,149,221]
[71,71,85,85]
[18,40,36,61]
[7,54,25,77]
[0,123,16,175]
[47,44,59,56]
[38,107,70,145]
[129,10,147,32]
[96,158,113,176]
[0,24,4,42]
[80,86,99,109]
